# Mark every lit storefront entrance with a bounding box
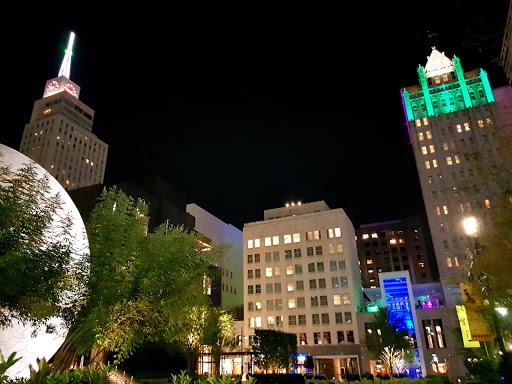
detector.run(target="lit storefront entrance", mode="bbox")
[314,356,359,381]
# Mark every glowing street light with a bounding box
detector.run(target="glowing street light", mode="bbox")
[463,217,477,236]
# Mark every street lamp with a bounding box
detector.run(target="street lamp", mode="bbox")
[463,217,477,236]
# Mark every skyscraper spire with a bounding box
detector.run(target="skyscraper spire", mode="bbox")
[58,32,75,79]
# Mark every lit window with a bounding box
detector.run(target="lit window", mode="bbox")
[419,262,425,268]
[436,206,441,216]
[293,233,300,243]
[429,145,435,153]
[446,257,452,268]
[288,298,296,309]
[272,236,279,245]
[274,267,280,276]
[266,268,272,277]
[399,238,405,244]
[333,295,341,306]
[366,259,373,264]
[418,132,424,141]
[486,118,493,125]
[446,157,452,165]
[432,159,438,168]
[255,301,262,310]
[443,142,448,150]
[485,199,491,208]
[423,118,429,126]
[306,231,313,241]
[371,233,378,238]
[464,123,470,131]
[267,316,274,327]
[327,228,334,238]
[425,161,431,169]
[443,205,449,215]
[284,234,292,244]
[248,240,253,249]
[456,124,462,133]
[254,239,260,248]
[454,257,459,267]
[286,266,294,275]
[328,244,335,254]
[415,119,421,127]
[478,119,484,128]
[368,269,374,274]
[426,130,432,139]
[342,294,351,305]
[422,146,428,155]
[265,237,271,246]
[454,155,461,164]
[287,282,295,292]
[362,234,369,239]
[334,228,342,237]
[389,239,397,244]
[314,230,321,240]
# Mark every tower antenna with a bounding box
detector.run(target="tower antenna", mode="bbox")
[58,32,75,79]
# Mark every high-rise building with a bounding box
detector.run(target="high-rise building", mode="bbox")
[243,201,362,380]
[501,0,512,85]
[400,48,512,293]
[356,216,438,288]
[19,32,108,190]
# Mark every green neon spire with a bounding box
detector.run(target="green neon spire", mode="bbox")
[402,89,413,121]
[453,56,472,108]
[417,65,434,116]
[480,69,495,103]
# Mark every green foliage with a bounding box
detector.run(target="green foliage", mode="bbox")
[465,357,501,384]
[0,158,82,326]
[169,371,192,384]
[57,188,220,364]
[252,329,297,372]
[0,350,21,384]
[22,357,111,384]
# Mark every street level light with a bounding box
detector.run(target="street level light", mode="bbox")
[464,217,477,236]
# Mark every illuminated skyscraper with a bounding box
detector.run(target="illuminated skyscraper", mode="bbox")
[401,48,512,299]
[19,32,108,190]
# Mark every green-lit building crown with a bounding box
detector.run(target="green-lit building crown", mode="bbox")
[401,48,495,128]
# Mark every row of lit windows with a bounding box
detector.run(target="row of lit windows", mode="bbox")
[248,312,354,329]
[417,119,493,141]
[247,244,344,263]
[247,276,349,294]
[248,295,351,311]
[248,262,348,278]
[247,228,342,249]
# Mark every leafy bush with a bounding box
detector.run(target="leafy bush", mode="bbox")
[0,351,21,384]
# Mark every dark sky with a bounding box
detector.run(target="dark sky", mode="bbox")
[1,2,509,229]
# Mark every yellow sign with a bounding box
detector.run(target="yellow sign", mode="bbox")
[460,283,494,342]
[456,305,481,348]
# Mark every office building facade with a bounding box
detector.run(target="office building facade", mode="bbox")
[356,216,438,288]
[243,201,363,380]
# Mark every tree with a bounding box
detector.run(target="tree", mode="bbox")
[179,306,236,375]
[362,308,414,376]
[252,329,297,373]
[0,157,83,328]
[52,188,220,367]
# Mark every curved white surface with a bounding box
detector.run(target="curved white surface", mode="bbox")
[0,144,89,378]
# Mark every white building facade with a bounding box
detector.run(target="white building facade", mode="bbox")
[243,201,363,380]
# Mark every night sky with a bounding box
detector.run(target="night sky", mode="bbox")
[1,2,509,229]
